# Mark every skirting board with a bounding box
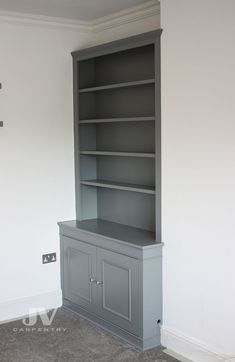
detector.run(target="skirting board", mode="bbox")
[0,289,62,324]
[63,298,160,351]
[164,349,193,362]
[161,326,234,362]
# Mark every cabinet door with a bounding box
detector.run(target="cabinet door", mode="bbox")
[61,236,97,314]
[96,248,139,335]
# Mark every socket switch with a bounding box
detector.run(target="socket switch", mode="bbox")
[42,253,56,264]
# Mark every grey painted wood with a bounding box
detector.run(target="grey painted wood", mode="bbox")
[79,116,155,124]
[72,30,162,61]
[75,31,160,232]
[96,248,139,335]
[80,179,155,194]
[80,151,155,158]
[96,156,155,187]
[80,185,97,219]
[60,30,162,351]
[72,58,81,220]
[80,155,97,180]
[61,236,97,314]
[79,79,155,93]
[78,44,155,88]
[96,121,155,153]
[59,219,156,247]
[79,84,155,120]
[62,301,150,350]
[78,58,95,89]
[58,222,163,261]
[59,226,163,350]
[141,255,162,343]
[97,188,155,231]
[154,34,162,242]
[79,123,96,150]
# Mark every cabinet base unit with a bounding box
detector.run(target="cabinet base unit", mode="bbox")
[59,220,163,351]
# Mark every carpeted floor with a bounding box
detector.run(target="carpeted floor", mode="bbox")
[0,308,179,362]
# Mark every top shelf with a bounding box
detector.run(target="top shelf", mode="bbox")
[79,116,155,124]
[80,150,155,158]
[79,79,155,93]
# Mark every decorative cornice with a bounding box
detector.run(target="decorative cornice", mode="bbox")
[0,10,92,32]
[92,0,160,33]
[0,0,160,33]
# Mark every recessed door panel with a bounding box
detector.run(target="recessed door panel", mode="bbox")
[102,261,131,320]
[96,248,139,335]
[62,236,96,313]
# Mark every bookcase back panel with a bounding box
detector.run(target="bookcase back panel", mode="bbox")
[78,58,95,89]
[96,121,155,153]
[80,155,97,180]
[79,85,155,120]
[97,188,155,231]
[96,156,155,187]
[78,93,96,120]
[79,124,96,150]
[80,185,97,220]
[78,44,154,89]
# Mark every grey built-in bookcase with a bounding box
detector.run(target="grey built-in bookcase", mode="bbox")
[58,30,163,350]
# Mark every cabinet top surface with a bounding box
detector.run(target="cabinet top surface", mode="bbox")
[71,29,162,60]
[58,219,162,249]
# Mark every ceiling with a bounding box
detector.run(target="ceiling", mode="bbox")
[0,0,153,21]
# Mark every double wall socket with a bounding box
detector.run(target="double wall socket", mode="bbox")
[42,253,56,264]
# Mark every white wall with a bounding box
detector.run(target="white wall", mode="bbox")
[161,1,235,361]
[0,12,160,322]
[0,21,90,320]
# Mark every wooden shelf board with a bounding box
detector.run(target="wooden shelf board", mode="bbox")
[81,179,155,195]
[79,79,155,93]
[79,116,155,124]
[80,150,155,158]
[61,218,157,247]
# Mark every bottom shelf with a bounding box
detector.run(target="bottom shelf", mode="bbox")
[64,218,156,247]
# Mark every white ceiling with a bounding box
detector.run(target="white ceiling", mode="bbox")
[0,0,153,21]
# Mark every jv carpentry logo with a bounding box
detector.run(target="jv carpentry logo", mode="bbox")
[12,308,67,333]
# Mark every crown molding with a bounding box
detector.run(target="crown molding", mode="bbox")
[0,10,92,32]
[92,0,160,33]
[0,0,160,33]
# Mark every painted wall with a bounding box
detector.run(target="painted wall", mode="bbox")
[0,22,91,320]
[161,1,235,361]
[0,12,160,321]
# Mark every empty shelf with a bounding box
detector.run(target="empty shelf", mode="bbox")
[81,179,155,195]
[79,116,155,124]
[59,219,157,247]
[79,79,155,93]
[80,151,155,158]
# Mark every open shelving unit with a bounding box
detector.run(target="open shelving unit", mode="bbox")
[73,32,161,244]
[59,31,162,351]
